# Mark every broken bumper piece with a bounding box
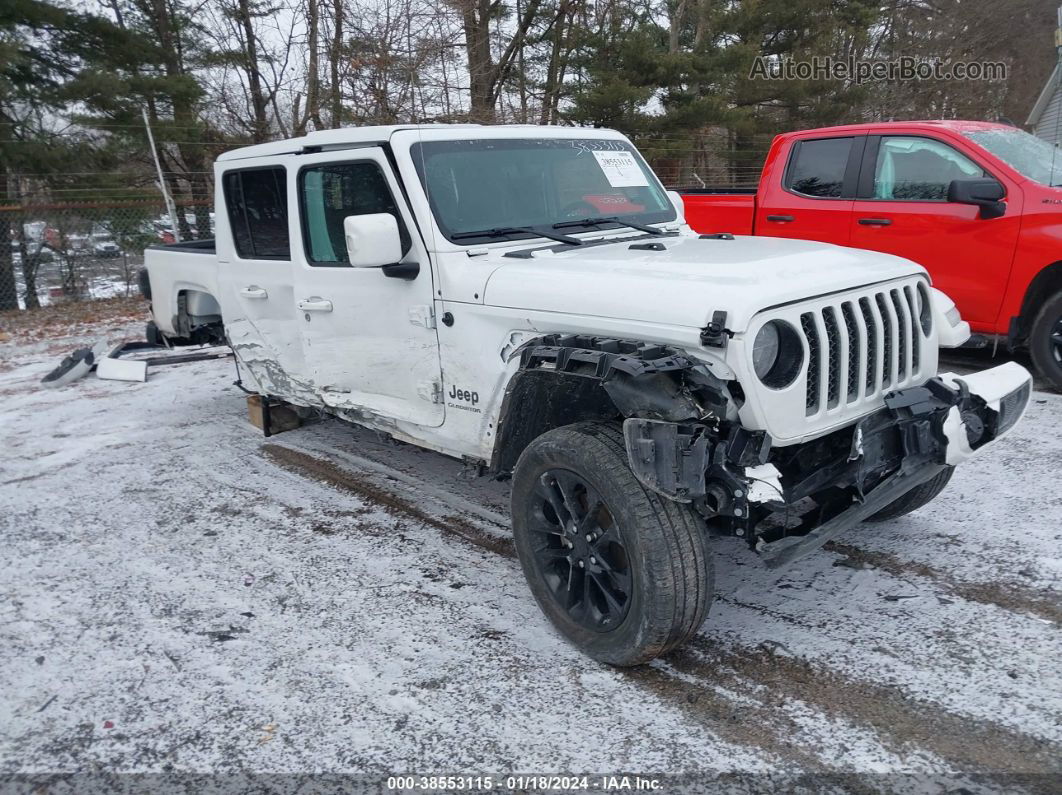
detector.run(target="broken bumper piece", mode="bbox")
[756,361,1032,568]
[935,361,1033,465]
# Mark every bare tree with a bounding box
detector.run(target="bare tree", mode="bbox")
[302,0,325,130]
[329,0,344,125]
[539,0,577,123]
[0,168,18,311]
[201,0,301,141]
[451,0,544,121]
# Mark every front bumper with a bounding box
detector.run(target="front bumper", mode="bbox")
[756,361,1032,568]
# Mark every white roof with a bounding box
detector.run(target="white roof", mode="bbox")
[215,124,483,162]
[214,123,626,162]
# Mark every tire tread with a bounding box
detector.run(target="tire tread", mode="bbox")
[513,421,713,665]
[1029,290,1062,392]
[864,467,954,523]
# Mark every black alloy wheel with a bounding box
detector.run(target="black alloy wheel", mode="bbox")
[510,422,714,666]
[528,468,631,632]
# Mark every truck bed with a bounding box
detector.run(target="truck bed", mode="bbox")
[679,189,757,236]
[148,238,217,254]
[144,240,221,337]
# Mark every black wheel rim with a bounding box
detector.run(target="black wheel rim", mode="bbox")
[1052,316,1062,364]
[527,469,632,632]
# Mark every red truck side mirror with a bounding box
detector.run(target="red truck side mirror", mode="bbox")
[947,178,1006,220]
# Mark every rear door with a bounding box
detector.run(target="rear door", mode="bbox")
[290,148,444,427]
[216,163,308,390]
[755,135,865,244]
[848,135,1021,326]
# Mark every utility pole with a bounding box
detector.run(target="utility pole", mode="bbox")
[142,108,182,244]
[1056,5,1062,55]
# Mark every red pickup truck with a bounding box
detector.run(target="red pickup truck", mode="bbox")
[680,120,1062,389]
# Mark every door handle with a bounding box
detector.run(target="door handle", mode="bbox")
[297,298,333,313]
[239,286,268,299]
[766,214,794,222]
[858,218,892,226]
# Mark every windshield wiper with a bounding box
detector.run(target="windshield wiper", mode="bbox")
[552,216,665,235]
[450,226,583,245]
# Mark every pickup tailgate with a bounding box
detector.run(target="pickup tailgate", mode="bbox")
[680,189,757,235]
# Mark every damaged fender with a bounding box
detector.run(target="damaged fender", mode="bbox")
[490,334,736,476]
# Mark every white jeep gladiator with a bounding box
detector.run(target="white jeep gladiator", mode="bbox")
[142,124,1032,665]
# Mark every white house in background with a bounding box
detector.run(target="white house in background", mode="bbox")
[1027,62,1062,145]
[1027,8,1062,144]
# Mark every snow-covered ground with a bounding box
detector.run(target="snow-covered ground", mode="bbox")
[0,317,1060,790]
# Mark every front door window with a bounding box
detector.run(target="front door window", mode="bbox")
[873,137,984,201]
[299,162,411,265]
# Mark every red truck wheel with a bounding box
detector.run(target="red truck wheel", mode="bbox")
[1029,291,1062,392]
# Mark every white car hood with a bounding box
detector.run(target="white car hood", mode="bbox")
[482,233,926,330]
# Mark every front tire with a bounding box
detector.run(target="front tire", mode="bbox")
[510,422,713,666]
[1029,290,1062,392]
[864,467,954,523]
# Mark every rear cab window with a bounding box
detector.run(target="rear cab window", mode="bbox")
[222,167,290,259]
[784,137,854,198]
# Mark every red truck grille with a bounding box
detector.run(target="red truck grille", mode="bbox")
[801,284,928,416]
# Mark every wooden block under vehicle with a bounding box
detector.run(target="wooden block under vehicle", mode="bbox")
[247,395,302,436]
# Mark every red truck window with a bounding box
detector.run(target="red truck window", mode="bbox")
[785,138,854,198]
[867,136,985,201]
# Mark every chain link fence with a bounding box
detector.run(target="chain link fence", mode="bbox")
[0,130,774,317]
[0,199,213,313]
[643,131,774,189]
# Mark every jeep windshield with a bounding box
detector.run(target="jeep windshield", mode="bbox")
[410,138,676,244]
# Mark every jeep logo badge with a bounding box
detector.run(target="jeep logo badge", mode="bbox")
[447,384,481,413]
[448,385,479,405]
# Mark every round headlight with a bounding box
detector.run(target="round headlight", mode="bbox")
[752,322,780,379]
[752,320,803,389]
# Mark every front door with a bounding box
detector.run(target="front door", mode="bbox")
[848,135,1022,326]
[290,148,445,427]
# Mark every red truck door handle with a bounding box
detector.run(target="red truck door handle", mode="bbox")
[858,218,892,226]
[766,214,794,222]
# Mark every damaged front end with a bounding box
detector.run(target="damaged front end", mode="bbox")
[500,335,1031,570]
[623,361,1033,569]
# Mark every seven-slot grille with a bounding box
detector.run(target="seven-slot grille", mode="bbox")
[799,283,927,416]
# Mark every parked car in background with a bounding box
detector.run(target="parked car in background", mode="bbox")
[92,241,122,258]
[680,121,1062,389]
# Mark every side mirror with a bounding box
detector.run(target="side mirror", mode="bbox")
[666,190,686,223]
[947,178,1006,219]
[343,213,402,268]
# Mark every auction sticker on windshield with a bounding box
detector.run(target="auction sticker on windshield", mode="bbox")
[591,150,649,187]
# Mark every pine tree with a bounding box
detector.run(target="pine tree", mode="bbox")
[0,0,154,308]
